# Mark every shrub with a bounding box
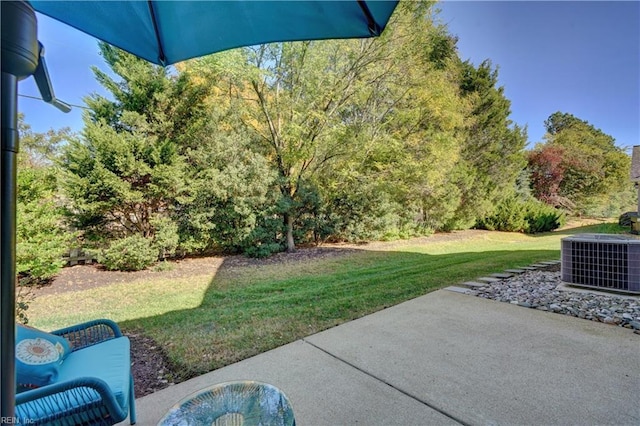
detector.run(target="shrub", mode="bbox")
[524,201,566,233]
[476,196,528,232]
[477,196,565,234]
[17,167,71,284]
[99,235,158,271]
[322,189,407,243]
[153,260,174,272]
[244,242,284,259]
[242,215,285,258]
[150,215,179,259]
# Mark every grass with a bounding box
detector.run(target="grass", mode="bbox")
[27,222,623,380]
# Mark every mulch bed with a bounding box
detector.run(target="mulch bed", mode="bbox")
[127,331,176,397]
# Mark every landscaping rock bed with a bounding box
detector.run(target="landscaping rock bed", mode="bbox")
[471,269,640,332]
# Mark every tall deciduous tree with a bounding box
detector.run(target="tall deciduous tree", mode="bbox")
[210,1,474,248]
[529,112,632,215]
[227,37,396,251]
[527,144,569,207]
[365,0,468,232]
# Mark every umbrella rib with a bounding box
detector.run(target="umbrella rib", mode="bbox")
[147,1,167,65]
[356,0,382,36]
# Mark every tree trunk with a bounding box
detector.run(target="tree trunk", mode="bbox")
[285,213,296,252]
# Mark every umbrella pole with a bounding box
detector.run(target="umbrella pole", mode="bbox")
[1,1,38,417]
[0,71,18,419]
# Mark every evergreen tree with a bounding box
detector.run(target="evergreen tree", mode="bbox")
[450,59,528,228]
[17,117,71,283]
[63,44,276,261]
[61,44,194,259]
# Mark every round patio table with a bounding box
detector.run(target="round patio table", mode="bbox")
[157,381,296,426]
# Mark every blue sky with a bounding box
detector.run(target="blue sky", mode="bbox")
[19,1,640,150]
[438,1,639,148]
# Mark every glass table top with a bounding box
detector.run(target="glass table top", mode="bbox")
[158,381,296,426]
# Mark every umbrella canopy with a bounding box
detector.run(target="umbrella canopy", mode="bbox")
[1,0,399,419]
[30,0,399,66]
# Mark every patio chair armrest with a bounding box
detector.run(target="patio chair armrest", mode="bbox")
[16,377,129,424]
[51,319,123,351]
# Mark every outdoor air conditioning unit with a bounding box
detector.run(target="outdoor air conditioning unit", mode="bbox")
[561,234,640,294]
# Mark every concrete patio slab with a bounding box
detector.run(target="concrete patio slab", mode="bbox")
[130,339,457,425]
[306,291,639,426]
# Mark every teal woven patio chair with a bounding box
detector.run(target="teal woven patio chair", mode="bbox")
[15,319,136,425]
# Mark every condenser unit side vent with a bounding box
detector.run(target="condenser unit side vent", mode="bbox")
[561,234,640,294]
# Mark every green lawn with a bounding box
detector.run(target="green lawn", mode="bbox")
[27,222,623,380]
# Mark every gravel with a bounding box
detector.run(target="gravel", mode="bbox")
[470,269,640,333]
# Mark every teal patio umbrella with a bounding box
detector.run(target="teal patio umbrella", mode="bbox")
[1,0,399,418]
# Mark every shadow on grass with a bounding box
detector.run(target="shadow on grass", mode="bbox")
[121,246,559,381]
[532,222,626,237]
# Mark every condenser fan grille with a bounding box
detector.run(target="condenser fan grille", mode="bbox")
[561,234,640,294]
